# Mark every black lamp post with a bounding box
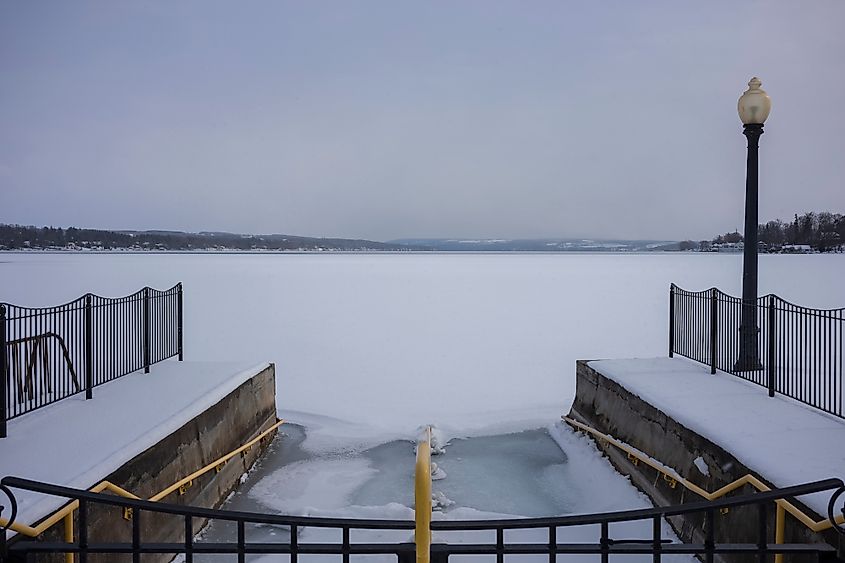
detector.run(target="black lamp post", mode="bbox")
[735,77,771,371]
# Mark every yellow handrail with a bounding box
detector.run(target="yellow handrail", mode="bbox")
[1,419,284,563]
[563,416,844,563]
[415,426,432,563]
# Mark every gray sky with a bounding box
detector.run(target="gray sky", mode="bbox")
[1,1,844,241]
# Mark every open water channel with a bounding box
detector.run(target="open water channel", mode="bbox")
[189,423,692,563]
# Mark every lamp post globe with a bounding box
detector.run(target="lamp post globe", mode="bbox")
[735,77,771,372]
[738,77,772,125]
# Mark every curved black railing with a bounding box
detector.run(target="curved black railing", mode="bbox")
[0,476,842,562]
[0,284,183,437]
[670,284,844,419]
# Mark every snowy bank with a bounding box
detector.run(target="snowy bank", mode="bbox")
[0,360,269,533]
[588,357,845,516]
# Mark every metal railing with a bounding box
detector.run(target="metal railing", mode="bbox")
[669,284,844,419]
[1,283,183,437]
[1,475,842,562]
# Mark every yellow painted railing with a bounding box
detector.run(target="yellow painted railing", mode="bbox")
[1,419,285,563]
[563,416,844,563]
[415,426,432,563]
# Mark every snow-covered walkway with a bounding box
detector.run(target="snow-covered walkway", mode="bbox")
[589,357,845,517]
[0,360,269,532]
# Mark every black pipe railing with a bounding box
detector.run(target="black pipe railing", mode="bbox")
[669,284,844,419]
[0,283,183,437]
[1,476,842,562]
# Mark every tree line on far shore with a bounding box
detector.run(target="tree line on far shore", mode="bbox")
[679,212,844,253]
[0,224,414,252]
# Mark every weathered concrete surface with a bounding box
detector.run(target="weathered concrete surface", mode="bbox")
[25,363,277,563]
[569,359,843,562]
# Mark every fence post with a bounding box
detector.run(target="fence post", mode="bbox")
[1,304,7,438]
[767,295,776,397]
[710,289,718,375]
[85,295,93,400]
[177,283,183,361]
[669,285,675,358]
[143,288,150,374]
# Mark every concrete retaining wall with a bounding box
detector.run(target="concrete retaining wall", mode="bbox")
[28,363,277,563]
[569,359,843,562]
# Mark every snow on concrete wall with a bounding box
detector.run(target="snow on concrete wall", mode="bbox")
[569,359,843,561]
[13,364,277,563]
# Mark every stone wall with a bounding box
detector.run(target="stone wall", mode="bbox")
[569,359,842,562]
[22,363,277,563]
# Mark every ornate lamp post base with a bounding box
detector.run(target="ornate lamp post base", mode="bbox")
[734,323,763,372]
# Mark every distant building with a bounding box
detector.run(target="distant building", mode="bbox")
[781,244,814,254]
[712,242,743,253]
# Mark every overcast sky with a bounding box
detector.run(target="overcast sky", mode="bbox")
[1,2,844,241]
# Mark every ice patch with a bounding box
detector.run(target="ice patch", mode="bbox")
[694,456,710,476]
[282,410,408,455]
[249,458,377,514]
[429,425,448,454]
[431,461,447,480]
[432,490,455,510]
[299,502,415,521]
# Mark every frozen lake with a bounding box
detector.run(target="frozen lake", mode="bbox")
[2,252,841,436]
[3,252,841,559]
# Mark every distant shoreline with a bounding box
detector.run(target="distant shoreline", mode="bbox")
[1,249,840,256]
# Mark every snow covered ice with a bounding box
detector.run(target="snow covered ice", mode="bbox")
[3,252,841,433]
[2,252,842,560]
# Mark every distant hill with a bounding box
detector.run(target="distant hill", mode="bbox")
[0,224,687,253]
[388,238,681,252]
[0,224,421,252]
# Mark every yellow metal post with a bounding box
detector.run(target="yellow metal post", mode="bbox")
[415,427,432,563]
[63,511,74,563]
[775,503,785,563]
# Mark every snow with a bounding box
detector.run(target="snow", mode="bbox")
[0,360,268,534]
[431,490,454,509]
[693,456,710,476]
[248,458,377,514]
[428,426,448,455]
[430,462,447,480]
[589,357,845,516]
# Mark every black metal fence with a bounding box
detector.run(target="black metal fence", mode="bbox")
[670,284,844,419]
[1,476,842,562]
[0,284,183,437]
